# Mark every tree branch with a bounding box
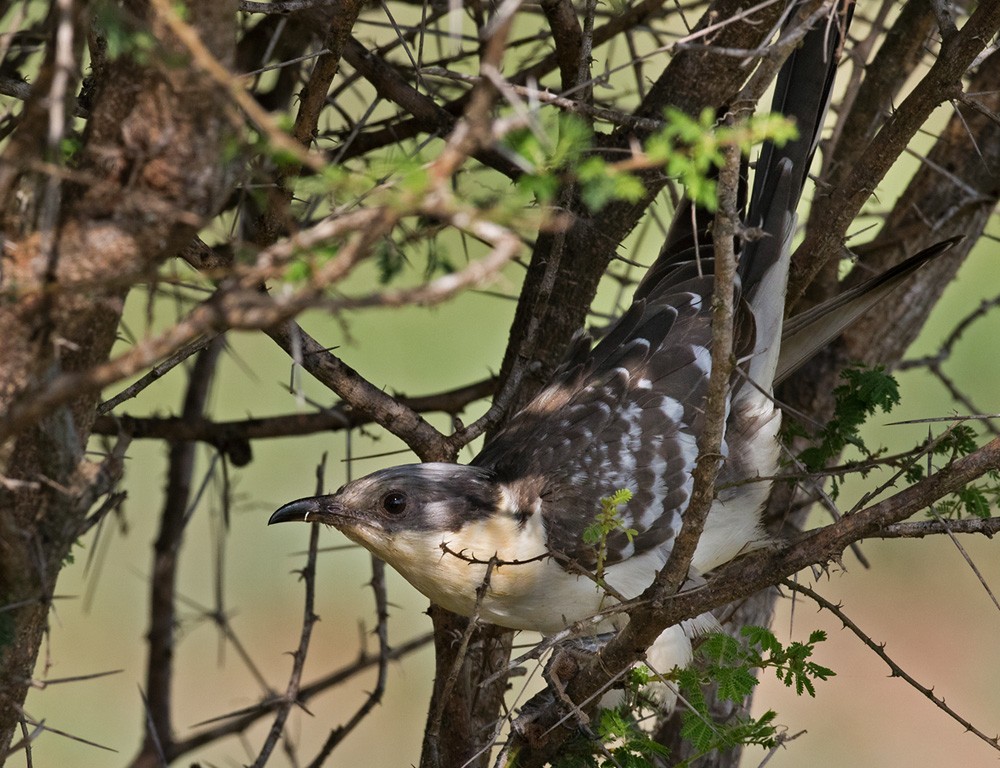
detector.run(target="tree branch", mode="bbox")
[510,436,1000,764]
[788,3,1000,305]
[785,579,1000,754]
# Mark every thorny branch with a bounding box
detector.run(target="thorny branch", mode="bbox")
[305,554,392,767]
[784,580,1000,753]
[92,375,498,457]
[135,339,225,767]
[874,517,1000,539]
[0,201,520,447]
[508,437,1000,765]
[251,458,325,767]
[2,1,999,766]
[151,632,432,764]
[787,2,1000,304]
[656,136,740,597]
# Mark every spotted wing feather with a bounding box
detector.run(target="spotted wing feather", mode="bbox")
[474,256,755,571]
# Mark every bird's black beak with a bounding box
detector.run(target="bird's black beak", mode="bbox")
[269,496,330,525]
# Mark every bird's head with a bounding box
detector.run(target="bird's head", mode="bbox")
[268,462,500,563]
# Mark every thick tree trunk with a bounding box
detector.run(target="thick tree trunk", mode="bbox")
[0,0,237,754]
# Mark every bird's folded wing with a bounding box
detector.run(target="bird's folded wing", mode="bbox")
[473,258,756,570]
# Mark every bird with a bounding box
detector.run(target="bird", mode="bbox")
[269,2,951,695]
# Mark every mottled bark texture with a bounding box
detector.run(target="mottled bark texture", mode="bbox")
[0,0,237,753]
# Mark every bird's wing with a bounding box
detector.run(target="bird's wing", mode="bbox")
[474,4,861,573]
[474,255,756,570]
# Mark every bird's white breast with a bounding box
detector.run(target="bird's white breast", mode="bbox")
[369,394,779,635]
[383,500,617,632]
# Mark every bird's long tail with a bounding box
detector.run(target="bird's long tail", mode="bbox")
[636,3,857,396]
[740,0,856,393]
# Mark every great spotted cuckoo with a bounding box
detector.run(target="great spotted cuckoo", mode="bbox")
[270,1,953,690]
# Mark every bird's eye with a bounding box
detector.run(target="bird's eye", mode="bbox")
[381,491,407,515]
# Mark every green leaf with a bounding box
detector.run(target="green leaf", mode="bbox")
[959,486,991,518]
[797,365,900,473]
[517,172,560,203]
[376,239,406,284]
[933,424,979,458]
[583,489,635,584]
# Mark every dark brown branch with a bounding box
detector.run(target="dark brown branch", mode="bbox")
[133,339,224,768]
[341,37,520,179]
[787,3,1000,305]
[92,376,497,454]
[306,554,391,767]
[332,0,676,162]
[265,321,453,462]
[539,0,584,92]
[872,516,1000,539]
[240,0,337,13]
[251,460,324,767]
[162,632,433,761]
[510,436,1000,765]
[840,44,1000,367]
[424,558,499,767]
[251,0,364,246]
[98,336,221,416]
[658,137,739,594]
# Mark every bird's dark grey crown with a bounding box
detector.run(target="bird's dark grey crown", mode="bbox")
[345,462,500,523]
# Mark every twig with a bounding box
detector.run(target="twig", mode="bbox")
[134,339,223,766]
[425,557,499,765]
[788,2,1000,303]
[305,554,392,766]
[656,131,741,595]
[98,336,220,415]
[872,516,1000,539]
[149,0,326,173]
[166,633,432,760]
[7,717,39,767]
[31,668,123,688]
[266,321,449,461]
[251,456,325,766]
[93,375,497,446]
[784,579,1000,754]
[239,0,336,13]
[439,542,551,567]
[11,705,116,754]
[420,67,664,131]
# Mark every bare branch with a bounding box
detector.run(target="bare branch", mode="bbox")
[657,136,740,594]
[873,517,1000,540]
[161,633,433,761]
[785,579,1000,754]
[788,3,1000,304]
[251,458,324,767]
[265,321,451,462]
[93,375,497,449]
